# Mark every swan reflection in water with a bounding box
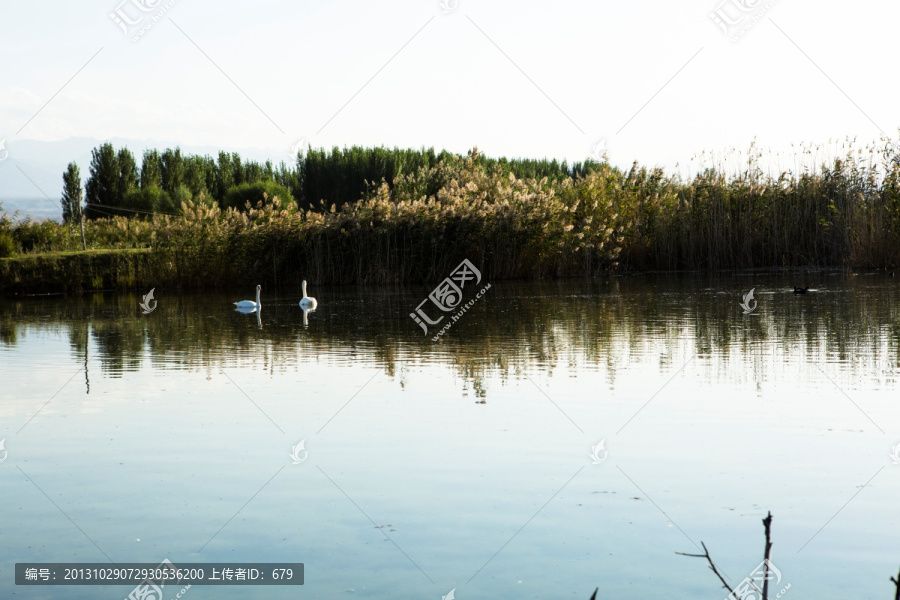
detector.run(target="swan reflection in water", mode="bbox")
[301,306,315,328]
[235,305,262,329]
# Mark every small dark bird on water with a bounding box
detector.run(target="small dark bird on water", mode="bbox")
[793,286,809,294]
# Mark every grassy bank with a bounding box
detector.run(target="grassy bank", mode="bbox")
[0,249,168,294]
[2,143,900,294]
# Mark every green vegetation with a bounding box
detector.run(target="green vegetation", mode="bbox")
[223,180,295,212]
[0,249,160,294]
[298,145,581,210]
[1,140,900,293]
[73,142,588,218]
[0,230,15,259]
[61,162,83,224]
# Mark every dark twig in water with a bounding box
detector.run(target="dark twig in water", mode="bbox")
[674,512,900,600]
[762,511,773,600]
[891,564,900,600]
[588,587,598,600]
[676,541,736,597]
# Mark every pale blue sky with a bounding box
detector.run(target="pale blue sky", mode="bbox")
[1,0,898,179]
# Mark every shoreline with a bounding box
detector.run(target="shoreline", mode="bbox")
[1,249,892,296]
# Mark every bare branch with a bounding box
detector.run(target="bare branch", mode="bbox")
[891,563,900,600]
[676,541,736,596]
[762,511,773,600]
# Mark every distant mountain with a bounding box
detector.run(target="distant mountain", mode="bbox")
[0,158,65,200]
[0,136,288,221]
[1,198,61,222]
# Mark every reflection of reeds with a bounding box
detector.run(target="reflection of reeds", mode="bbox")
[1,276,897,394]
[2,141,900,292]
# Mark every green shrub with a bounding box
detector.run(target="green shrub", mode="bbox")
[172,185,193,210]
[123,185,173,216]
[223,181,296,212]
[0,230,16,257]
[11,220,68,253]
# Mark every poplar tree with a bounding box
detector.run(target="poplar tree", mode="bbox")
[84,143,119,219]
[141,149,162,189]
[61,162,83,224]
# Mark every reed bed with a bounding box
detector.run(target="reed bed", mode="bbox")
[2,141,899,292]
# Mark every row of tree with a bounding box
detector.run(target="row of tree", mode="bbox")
[60,143,600,223]
[60,144,297,222]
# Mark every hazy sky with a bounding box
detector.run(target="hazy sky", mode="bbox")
[1,0,898,174]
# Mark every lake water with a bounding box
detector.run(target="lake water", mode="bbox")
[1,273,899,600]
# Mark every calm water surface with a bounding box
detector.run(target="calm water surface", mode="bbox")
[1,274,899,599]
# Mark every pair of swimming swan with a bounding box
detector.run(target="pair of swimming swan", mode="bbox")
[233,281,317,310]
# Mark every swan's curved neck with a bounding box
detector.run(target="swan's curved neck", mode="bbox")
[302,281,307,297]
[256,287,261,304]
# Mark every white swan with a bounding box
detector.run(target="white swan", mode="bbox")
[299,280,317,310]
[235,285,261,309]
